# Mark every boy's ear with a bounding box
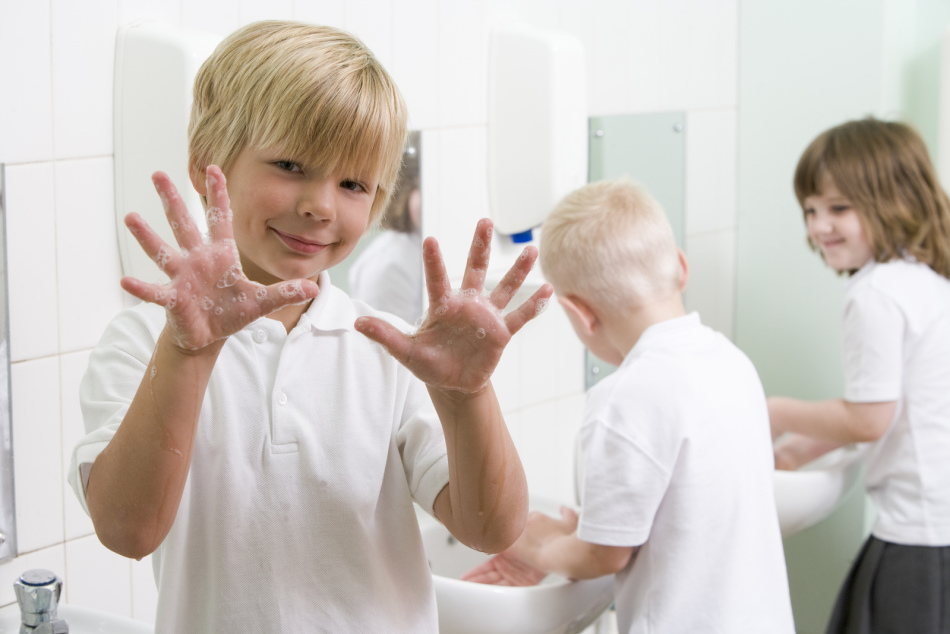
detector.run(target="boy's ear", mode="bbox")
[189,163,208,196]
[677,248,690,292]
[558,295,599,336]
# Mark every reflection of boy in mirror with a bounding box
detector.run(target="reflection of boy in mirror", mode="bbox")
[349,142,424,323]
[67,20,552,633]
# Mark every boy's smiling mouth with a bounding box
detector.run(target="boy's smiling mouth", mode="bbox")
[272,228,329,254]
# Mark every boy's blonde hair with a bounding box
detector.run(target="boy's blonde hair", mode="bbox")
[794,117,950,279]
[540,179,681,312]
[188,20,408,226]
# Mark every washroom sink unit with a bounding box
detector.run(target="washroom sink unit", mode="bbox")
[772,444,865,537]
[0,603,153,633]
[419,497,614,634]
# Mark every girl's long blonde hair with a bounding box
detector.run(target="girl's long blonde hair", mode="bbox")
[794,117,950,279]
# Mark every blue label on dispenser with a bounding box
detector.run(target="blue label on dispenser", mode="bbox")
[511,229,534,243]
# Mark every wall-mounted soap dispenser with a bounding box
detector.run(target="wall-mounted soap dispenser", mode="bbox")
[114,21,221,283]
[487,24,588,244]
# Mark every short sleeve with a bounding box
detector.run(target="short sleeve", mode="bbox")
[841,285,904,403]
[577,419,674,547]
[395,373,449,516]
[68,306,162,515]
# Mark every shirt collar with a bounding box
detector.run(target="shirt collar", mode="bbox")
[298,271,359,333]
[622,312,702,367]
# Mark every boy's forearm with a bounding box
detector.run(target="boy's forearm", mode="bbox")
[531,534,635,581]
[430,382,528,554]
[86,330,224,559]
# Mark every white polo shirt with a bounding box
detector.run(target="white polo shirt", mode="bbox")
[842,258,950,545]
[577,313,795,634]
[68,272,450,633]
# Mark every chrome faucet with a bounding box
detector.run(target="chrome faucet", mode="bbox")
[13,569,69,634]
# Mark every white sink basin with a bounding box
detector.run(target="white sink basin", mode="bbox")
[420,498,613,634]
[773,444,864,538]
[0,603,153,633]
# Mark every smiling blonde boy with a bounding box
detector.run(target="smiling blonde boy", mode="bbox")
[466,179,795,633]
[67,21,551,633]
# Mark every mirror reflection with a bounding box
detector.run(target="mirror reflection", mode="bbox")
[334,131,423,324]
[0,164,15,562]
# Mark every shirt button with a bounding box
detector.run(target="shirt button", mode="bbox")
[277,392,288,406]
[253,329,267,343]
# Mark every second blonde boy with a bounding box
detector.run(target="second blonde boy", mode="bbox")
[467,179,796,633]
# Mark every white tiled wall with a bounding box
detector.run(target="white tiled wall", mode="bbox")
[0,0,738,623]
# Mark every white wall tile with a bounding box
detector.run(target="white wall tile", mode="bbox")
[118,0,182,26]
[61,351,94,541]
[131,555,157,623]
[684,229,736,340]
[685,0,738,109]
[0,1,54,164]
[391,0,440,130]
[64,535,132,616]
[438,1,489,127]
[685,108,738,235]
[292,0,345,27]
[51,0,119,160]
[518,306,561,409]
[546,299,586,398]
[516,396,585,505]
[5,163,60,363]
[657,0,692,110]
[0,544,66,608]
[12,357,64,554]
[433,127,489,281]
[54,159,125,354]
[494,332,523,413]
[181,0,241,36]
[343,0,394,69]
[239,0,294,24]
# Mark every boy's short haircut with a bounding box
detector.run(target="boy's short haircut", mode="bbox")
[188,20,408,226]
[540,179,680,311]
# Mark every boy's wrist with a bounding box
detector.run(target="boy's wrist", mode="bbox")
[158,327,227,360]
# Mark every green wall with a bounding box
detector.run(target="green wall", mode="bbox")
[736,1,950,631]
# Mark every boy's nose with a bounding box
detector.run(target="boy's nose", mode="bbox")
[298,181,336,221]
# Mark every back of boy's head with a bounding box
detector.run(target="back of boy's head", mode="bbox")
[540,179,681,312]
[794,117,950,279]
[188,20,408,226]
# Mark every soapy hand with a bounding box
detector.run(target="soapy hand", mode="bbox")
[355,218,553,394]
[119,166,319,351]
[462,506,579,586]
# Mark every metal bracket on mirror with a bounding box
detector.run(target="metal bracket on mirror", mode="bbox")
[0,164,18,562]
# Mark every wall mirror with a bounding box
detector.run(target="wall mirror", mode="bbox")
[329,131,423,325]
[0,164,17,562]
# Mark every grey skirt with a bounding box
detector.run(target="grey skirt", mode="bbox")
[826,536,950,633]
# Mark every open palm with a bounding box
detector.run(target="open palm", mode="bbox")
[355,218,553,394]
[120,166,319,351]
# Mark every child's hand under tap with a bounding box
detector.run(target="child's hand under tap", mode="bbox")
[119,165,320,351]
[355,218,554,394]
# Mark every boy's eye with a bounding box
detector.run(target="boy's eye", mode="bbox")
[341,179,365,192]
[804,207,815,215]
[831,204,851,213]
[275,160,302,173]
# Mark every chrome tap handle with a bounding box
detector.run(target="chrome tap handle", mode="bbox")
[13,569,66,633]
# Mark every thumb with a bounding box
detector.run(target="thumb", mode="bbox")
[559,506,579,531]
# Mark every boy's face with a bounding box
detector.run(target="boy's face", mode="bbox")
[221,146,379,286]
[803,177,873,273]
